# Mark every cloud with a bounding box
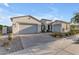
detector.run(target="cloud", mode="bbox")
[0,7,25,25]
[53,17,62,20]
[36,7,66,21]
[35,6,60,20]
[4,3,9,7]
[0,8,3,12]
[50,8,58,13]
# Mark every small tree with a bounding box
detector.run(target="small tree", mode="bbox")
[70,25,76,30]
[0,25,3,33]
[71,12,79,23]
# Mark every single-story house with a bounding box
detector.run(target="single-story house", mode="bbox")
[11,15,41,34]
[11,15,71,34]
[50,20,70,33]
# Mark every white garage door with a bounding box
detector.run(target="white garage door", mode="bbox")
[52,24,61,32]
[19,24,38,34]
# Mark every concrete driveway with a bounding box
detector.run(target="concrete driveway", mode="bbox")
[8,33,79,55]
[1,33,79,55]
[19,33,56,49]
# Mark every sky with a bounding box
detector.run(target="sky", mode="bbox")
[0,3,79,26]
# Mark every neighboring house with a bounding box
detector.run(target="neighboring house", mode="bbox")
[11,15,41,34]
[70,23,79,30]
[41,19,52,32]
[50,20,70,33]
[2,26,8,35]
[2,26,12,34]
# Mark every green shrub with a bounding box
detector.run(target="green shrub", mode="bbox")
[68,32,72,35]
[64,32,69,36]
[0,32,2,40]
[51,30,79,38]
[52,32,63,38]
[8,33,12,41]
[70,30,78,35]
[0,32,2,35]
[2,33,13,48]
[74,30,79,34]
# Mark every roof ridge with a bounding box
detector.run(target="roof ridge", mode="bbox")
[10,15,41,23]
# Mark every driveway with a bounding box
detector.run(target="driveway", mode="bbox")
[0,33,79,55]
[8,33,78,55]
[19,33,57,49]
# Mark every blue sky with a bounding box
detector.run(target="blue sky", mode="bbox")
[0,3,79,26]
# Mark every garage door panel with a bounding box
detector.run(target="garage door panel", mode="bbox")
[52,24,61,32]
[19,24,38,34]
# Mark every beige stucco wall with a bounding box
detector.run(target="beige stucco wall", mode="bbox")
[12,16,41,25]
[52,21,63,25]
[12,23,19,34]
[62,23,70,33]
[45,21,52,24]
[41,20,52,24]
[38,25,41,32]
